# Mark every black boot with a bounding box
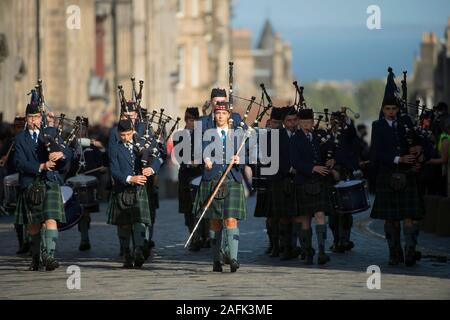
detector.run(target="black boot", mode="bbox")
[404,225,417,267]
[300,229,314,265]
[134,247,145,268]
[213,261,223,272]
[230,259,240,273]
[385,223,399,266]
[316,224,330,265]
[123,249,134,269]
[29,255,40,271]
[270,222,280,258]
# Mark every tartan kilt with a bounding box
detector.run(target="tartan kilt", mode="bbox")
[15,182,66,225]
[192,179,247,220]
[146,182,159,212]
[370,172,425,221]
[295,179,333,216]
[268,178,297,217]
[107,186,152,225]
[178,179,196,215]
[254,188,270,217]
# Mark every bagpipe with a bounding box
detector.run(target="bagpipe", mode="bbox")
[117,78,181,169]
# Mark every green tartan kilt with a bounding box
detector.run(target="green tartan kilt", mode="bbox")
[146,182,159,212]
[295,180,333,216]
[193,179,247,220]
[107,186,152,225]
[370,172,425,221]
[15,182,66,225]
[268,178,297,217]
[178,180,196,214]
[254,188,270,217]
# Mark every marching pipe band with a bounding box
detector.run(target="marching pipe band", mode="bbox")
[1,63,447,273]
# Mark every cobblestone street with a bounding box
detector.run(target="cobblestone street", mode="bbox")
[0,196,449,300]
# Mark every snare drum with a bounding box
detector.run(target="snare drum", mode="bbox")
[3,173,19,209]
[66,175,99,207]
[58,186,82,231]
[332,179,370,214]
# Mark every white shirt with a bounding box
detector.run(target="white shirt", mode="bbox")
[216,126,229,137]
[28,129,40,141]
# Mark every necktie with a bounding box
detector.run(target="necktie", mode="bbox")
[32,132,38,144]
[308,133,312,142]
[221,130,226,144]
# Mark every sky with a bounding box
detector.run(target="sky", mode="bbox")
[232,0,450,82]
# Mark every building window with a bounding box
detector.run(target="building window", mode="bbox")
[191,45,200,88]
[176,0,185,17]
[192,0,199,17]
[204,0,212,14]
[177,46,185,86]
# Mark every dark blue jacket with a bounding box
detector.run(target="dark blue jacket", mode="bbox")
[290,130,323,185]
[370,117,433,174]
[14,127,72,189]
[109,140,163,192]
[269,128,296,181]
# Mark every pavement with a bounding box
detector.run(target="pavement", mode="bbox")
[0,196,449,300]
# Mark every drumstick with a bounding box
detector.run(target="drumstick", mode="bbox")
[79,166,106,175]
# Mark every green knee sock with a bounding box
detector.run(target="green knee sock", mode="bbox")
[40,228,47,257]
[221,228,229,256]
[226,228,240,261]
[118,227,131,252]
[132,223,146,249]
[44,229,59,258]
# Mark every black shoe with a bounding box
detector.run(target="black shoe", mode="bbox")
[213,261,223,272]
[304,249,314,265]
[318,252,330,265]
[143,245,151,260]
[29,256,40,271]
[188,240,202,252]
[134,250,145,268]
[230,259,240,273]
[344,241,354,251]
[17,242,30,254]
[79,241,91,251]
[43,255,59,271]
[405,247,416,267]
[123,251,134,269]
